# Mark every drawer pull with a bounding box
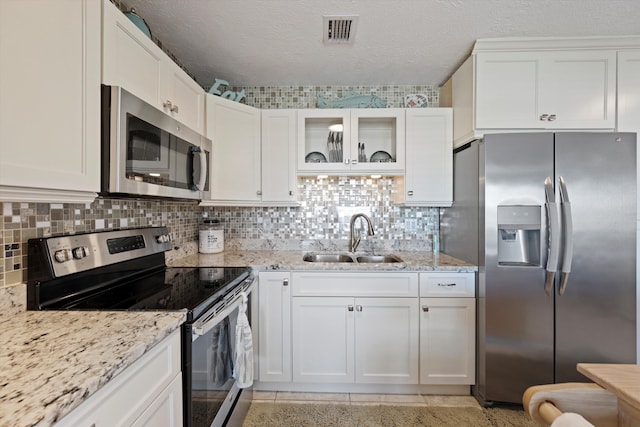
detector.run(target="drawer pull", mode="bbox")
[283,278,289,286]
[422,305,429,312]
[348,305,354,312]
[437,283,457,287]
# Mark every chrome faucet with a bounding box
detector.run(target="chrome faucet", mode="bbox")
[349,213,375,252]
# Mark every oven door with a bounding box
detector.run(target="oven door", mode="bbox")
[184,279,254,427]
[102,85,210,200]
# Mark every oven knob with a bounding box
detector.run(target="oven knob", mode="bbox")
[54,249,72,263]
[72,246,89,259]
[156,234,171,243]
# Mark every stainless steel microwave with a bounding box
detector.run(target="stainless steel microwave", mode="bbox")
[101,85,210,200]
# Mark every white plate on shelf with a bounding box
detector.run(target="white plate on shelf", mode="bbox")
[370,151,393,162]
[305,151,327,163]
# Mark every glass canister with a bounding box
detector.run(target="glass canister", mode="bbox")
[199,219,224,254]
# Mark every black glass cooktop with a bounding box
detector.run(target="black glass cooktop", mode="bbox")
[37,266,250,321]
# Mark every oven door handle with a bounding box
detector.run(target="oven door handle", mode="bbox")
[191,278,255,341]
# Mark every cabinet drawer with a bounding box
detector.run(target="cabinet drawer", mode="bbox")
[291,272,419,297]
[419,272,475,297]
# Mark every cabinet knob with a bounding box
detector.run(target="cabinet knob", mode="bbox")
[548,114,556,121]
[356,305,363,312]
[407,190,414,196]
[348,305,354,312]
[351,159,357,164]
[289,190,293,196]
[422,305,429,312]
[282,278,289,286]
[539,114,549,121]
[256,190,262,196]
[163,100,179,113]
[344,158,350,165]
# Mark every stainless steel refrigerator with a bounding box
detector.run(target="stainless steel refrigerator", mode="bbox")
[441,132,637,406]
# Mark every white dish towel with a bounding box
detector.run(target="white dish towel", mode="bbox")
[233,292,254,388]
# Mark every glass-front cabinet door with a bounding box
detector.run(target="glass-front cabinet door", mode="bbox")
[297,109,405,175]
[297,109,351,172]
[350,108,404,174]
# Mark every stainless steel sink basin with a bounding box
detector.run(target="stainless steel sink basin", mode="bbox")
[303,253,355,263]
[355,254,403,263]
[302,253,404,264]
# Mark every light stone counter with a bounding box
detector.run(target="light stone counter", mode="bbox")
[0,310,186,427]
[168,249,477,272]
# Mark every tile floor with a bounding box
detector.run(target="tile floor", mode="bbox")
[252,392,482,409]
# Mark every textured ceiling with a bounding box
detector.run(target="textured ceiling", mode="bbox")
[123,0,640,88]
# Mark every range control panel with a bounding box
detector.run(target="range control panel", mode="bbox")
[42,227,172,278]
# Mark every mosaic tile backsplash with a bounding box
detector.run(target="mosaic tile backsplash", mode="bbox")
[1,176,438,289]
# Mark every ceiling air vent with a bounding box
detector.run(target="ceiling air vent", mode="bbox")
[323,15,358,44]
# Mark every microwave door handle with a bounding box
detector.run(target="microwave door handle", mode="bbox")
[558,176,573,296]
[190,146,207,191]
[196,150,207,190]
[544,177,560,296]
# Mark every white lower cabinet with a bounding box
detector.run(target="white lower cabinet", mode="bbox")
[419,298,475,385]
[258,270,476,391]
[419,272,476,385]
[292,296,419,385]
[291,272,420,385]
[292,296,355,383]
[55,329,182,427]
[258,271,292,382]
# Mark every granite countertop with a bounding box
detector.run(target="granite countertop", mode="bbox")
[0,310,186,427]
[168,249,477,272]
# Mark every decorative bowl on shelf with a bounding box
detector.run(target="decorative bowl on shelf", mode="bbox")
[404,94,429,108]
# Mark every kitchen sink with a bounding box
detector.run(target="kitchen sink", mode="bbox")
[355,254,403,263]
[303,253,355,263]
[302,253,404,264]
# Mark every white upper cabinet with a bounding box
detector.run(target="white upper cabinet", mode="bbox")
[202,97,298,206]
[395,108,453,207]
[203,95,261,204]
[618,50,640,134]
[617,50,640,221]
[475,50,616,130]
[261,110,298,205]
[0,0,101,203]
[441,37,635,147]
[102,0,204,133]
[297,109,405,175]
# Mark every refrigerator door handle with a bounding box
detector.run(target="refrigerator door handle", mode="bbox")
[544,177,560,296]
[558,176,574,296]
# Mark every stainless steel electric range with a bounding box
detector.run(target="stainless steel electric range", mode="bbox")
[27,226,254,427]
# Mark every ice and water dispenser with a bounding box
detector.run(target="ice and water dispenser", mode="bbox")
[497,205,541,266]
